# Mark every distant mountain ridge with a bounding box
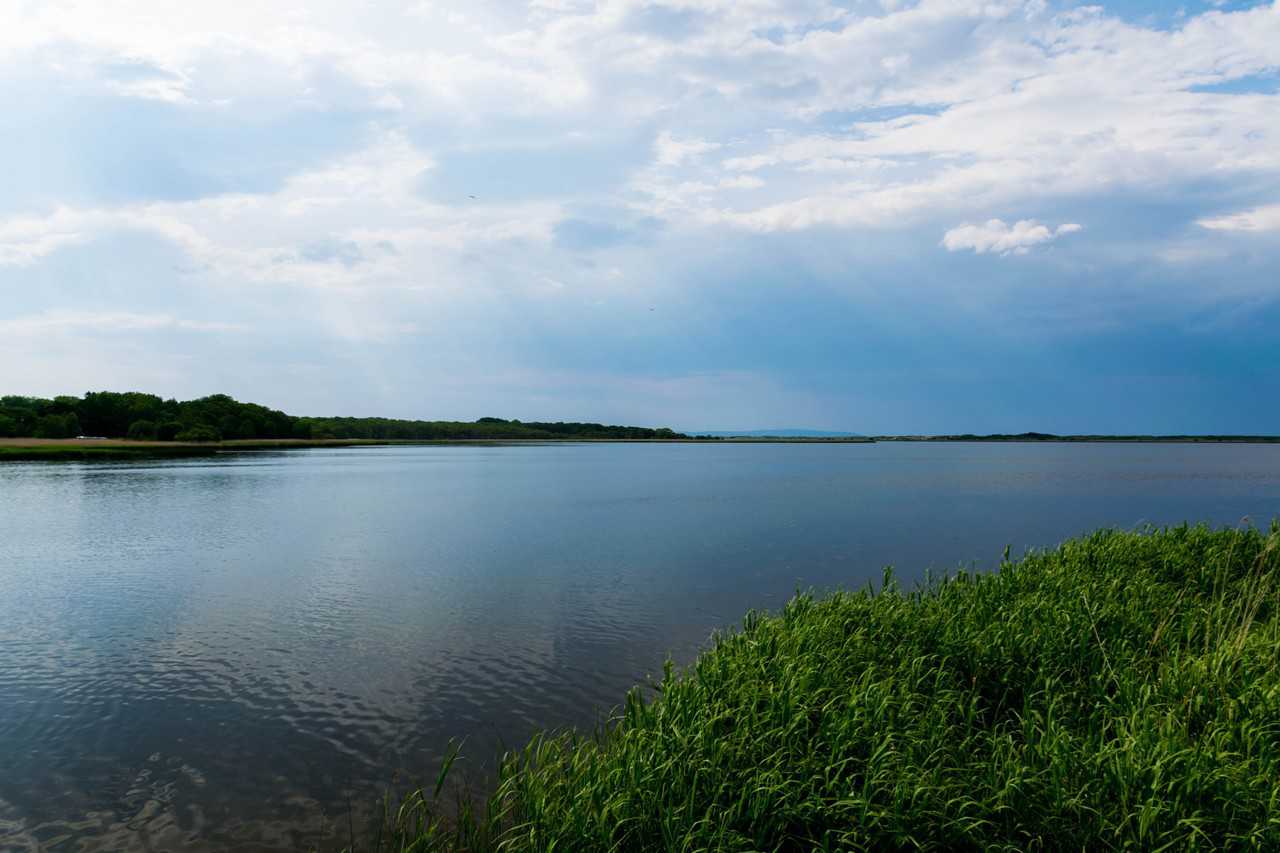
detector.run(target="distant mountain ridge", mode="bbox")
[695,428,866,438]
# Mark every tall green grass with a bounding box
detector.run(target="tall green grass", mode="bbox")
[368,524,1280,851]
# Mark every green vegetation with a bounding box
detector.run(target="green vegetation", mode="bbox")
[302,415,686,442]
[369,524,1280,851]
[0,445,220,461]
[0,392,687,443]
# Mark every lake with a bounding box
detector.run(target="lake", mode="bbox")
[2,442,1279,850]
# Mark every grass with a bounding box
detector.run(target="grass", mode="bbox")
[363,523,1280,851]
[0,444,221,461]
[0,438,491,462]
[0,438,867,464]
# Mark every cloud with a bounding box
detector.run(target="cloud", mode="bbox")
[719,175,765,190]
[941,219,1082,256]
[722,155,776,172]
[1,0,1279,429]
[1197,204,1280,232]
[0,310,246,336]
[5,0,1278,239]
[654,132,722,167]
[0,132,558,291]
[0,209,97,266]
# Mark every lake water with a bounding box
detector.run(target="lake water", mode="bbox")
[2,442,1279,850]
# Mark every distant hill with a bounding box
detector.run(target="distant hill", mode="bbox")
[695,428,866,438]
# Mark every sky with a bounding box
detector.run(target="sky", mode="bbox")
[1,0,1278,434]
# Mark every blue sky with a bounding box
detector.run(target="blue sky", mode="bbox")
[1,0,1278,433]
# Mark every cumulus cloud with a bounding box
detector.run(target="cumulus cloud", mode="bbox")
[1197,205,1280,232]
[941,220,1083,256]
[4,1,1278,242]
[0,132,557,290]
[1,0,1279,422]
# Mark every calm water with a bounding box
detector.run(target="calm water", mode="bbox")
[2,442,1279,850]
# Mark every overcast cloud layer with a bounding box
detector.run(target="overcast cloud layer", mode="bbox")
[2,0,1278,433]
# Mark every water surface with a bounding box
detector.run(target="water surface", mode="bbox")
[2,442,1278,849]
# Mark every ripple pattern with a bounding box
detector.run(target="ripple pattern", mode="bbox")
[2,443,1279,849]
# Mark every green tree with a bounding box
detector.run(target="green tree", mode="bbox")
[34,413,79,439]
[174,425,221,443]
[0,389,689,442]
[157,421,185,441]
[127,420,158,441]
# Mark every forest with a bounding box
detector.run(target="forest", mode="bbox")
[0,392,688,442]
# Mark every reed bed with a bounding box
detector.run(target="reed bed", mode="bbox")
[368,524,1280,851]
[0,444,220,461]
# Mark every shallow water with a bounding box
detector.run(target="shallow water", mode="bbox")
[1,442,1278,850]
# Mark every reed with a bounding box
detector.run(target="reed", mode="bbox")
[367,523,1280,851]
[0,444,219,461]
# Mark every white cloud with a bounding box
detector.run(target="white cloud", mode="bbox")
[0,132,560,291]
[722,155,776,173]
[0,212,95,266]
[719,175,765,189]
[1197,204,1280,232]
[3,0,1278,243]
[0,311,246,336]
[654,132,722,167]
[3,0,1280,434]
[941,219,1082,255]
[0,0,1277,412]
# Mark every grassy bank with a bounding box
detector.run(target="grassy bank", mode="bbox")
[371,524,1280,851]
[0,443,221,461]
[0,435,856,465]
[0,437,872,463]
[0,437,414,461]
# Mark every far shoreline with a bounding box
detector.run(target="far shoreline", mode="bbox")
[3,433,1280,462]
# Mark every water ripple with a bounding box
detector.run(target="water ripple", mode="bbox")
[2,443,1278,848]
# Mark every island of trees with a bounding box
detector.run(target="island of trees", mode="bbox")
[0,392,687,442]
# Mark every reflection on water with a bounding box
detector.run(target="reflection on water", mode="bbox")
[1,442,1279,849]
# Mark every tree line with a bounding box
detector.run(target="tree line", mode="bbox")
[0,392,688,442]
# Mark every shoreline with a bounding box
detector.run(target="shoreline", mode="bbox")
[4,433,1280,461]
[871,434,1280,443]
[374,524,1280,850]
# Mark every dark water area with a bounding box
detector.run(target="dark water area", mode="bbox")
[2,442,1279,850]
